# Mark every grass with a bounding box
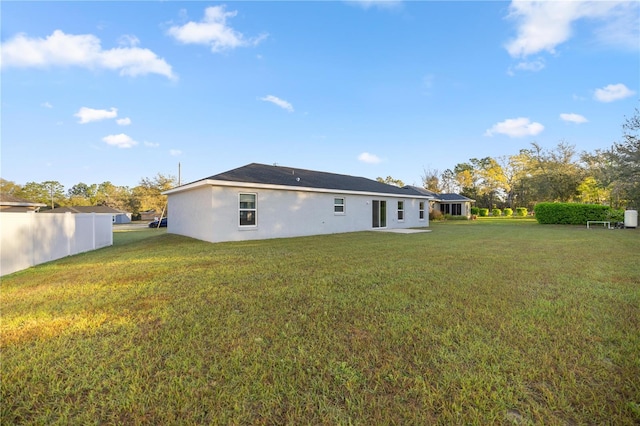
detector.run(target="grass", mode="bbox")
[2,219,639,424]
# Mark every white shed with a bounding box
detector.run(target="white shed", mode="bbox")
[163,163,433,243]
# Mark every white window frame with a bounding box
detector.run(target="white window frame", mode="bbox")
[239,193,257,227]
[334,197,345,215]
[419,201,425,221]
[397,201,405,221]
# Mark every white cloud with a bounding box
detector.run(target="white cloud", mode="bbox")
[504,1,638,58]
[144,141,160,148]
[593,2,640,50]
[594,83,636,102]
[116,117,132,126]
[167,6,267,52]
[358,152,382,164]
[260,95,294,112]
[347,0,402,10]
[117,34,140,47]
[1,30,176,79]
[102,133,137,148]
[517,58,546,72]
[75,107,118,124]
[560,113,588,124]
[484,117,544,138]
[41,102,53,108]
[170,149,182,156]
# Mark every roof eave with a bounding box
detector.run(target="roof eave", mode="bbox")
[163,179,432,199]
[0,201,48,207]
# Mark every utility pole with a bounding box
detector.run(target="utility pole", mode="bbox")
[178,162,181,186]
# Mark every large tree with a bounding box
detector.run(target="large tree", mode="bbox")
[132,173,177,215]
[452,158,508,208]
[472,157,508,208]
[67,182,98,206]
[526,141,584,203]
[421,167,442,192]
[610,108,640,208]
[17,181,65,208]
[376,176,405,187]
[439,169,459,193]
[580,150,619,206]
[506,149,540,210]
[96,181,133,211]
[0,178,22,196]
[453,162,480,201]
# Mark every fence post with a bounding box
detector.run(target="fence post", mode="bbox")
[66,212,73,256]
[30,212,36,269]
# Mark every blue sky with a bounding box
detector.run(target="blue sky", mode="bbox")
[2,0,638,190]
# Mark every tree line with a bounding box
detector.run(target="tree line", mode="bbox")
[3,109,638,214]
[0,174,176,219]
[420,109,639,210]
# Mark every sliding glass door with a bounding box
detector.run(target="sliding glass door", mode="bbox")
[372,200,387,228]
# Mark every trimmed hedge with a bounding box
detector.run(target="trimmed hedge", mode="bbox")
[533,203,611,225]
[492,208,502,217]
[503,208,513,217]
[515,207,528,217]
[478,208,489,217]
[470,207,480,215]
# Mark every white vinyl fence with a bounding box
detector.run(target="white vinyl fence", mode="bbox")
[0,212,113,276]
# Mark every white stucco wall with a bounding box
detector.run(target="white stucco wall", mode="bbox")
[168,184,429,243]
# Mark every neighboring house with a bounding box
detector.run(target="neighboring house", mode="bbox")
[0,193,47,212]
[405,186,475,218]
[163,163,434,243]
[40,205,132,223]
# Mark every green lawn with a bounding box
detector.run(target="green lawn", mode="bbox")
[2,220,639,424]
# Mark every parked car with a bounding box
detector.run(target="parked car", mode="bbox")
[148,217,167,228]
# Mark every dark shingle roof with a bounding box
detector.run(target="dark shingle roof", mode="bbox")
[40,206,128,214]
[404,185,475,202]
[0,193,47,206]
[197,163,427,197]
[437,193,475,202]
[404,186,438,197]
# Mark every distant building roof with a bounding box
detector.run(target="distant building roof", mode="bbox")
[168,163,434,198]
[404,185,475,202]
[0,193,47,206]
[437,193,475,202]
[0,193,47,211]
[40,206,129,214]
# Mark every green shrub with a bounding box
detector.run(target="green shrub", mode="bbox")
[503,208,513,217]
[515,207,527,217]
[607,209,625,222]
[470,207,480,215]
[478,208,489,217]
[429,209,444,221]
[534,202,611,225]
[492,208,502,217]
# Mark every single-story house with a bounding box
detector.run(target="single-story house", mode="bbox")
[163,163,434,243]
[404,186,475,218]
[40,205,132,223]
[0,194,47,212]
